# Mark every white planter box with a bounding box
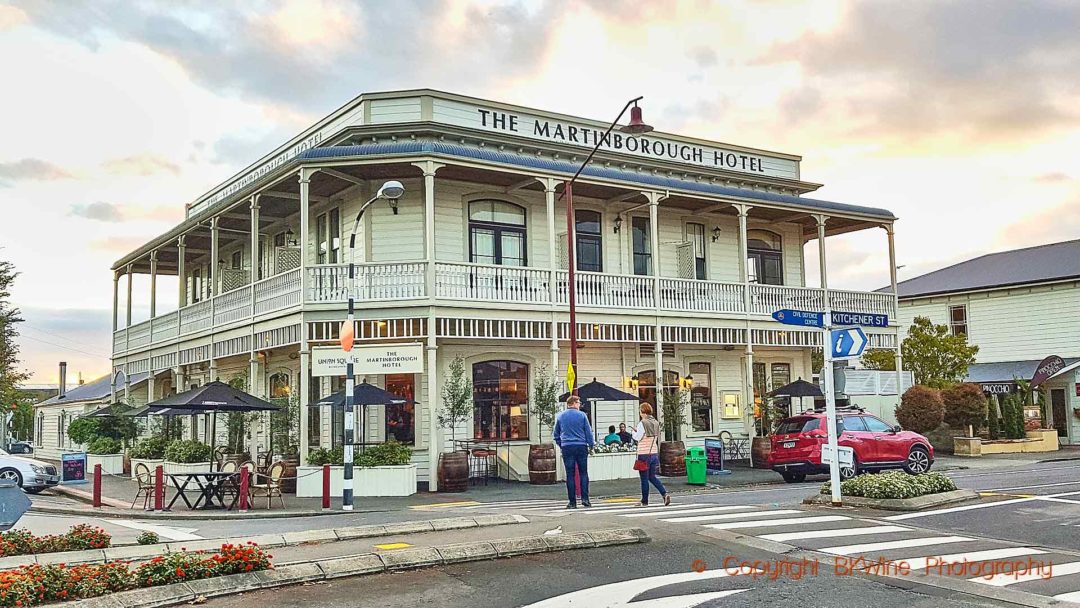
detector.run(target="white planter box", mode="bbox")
[87,454,123,476]
[163,461,213,475]
[296,464,417,498]
[129,458,163,481]
[588,452,639,481]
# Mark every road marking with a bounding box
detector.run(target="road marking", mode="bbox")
[618,506,753,518]
[411,501,480,510]
[703,515,849,530]
[900,548,1047,572]
[1034,496,1080,505]
[520,568,754,607]
[462,499,563,509]
[374,542,413,550]
[948,464,1080,480]
[758,525,911,543]
[886,489,1080,521]
[661,509,802,523]
[1054,590,1080,603]
[578,503,715,515]
[111,520,202,541]
[984,481,1080,492]
[972,560,1080,587]
[822,536,973,556]
[601,497,641,503]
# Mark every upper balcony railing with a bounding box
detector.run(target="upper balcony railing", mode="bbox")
[113,261,895,355]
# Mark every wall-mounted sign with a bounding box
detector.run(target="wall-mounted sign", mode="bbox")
[312,343,424,377]
[981,383,1017,395]
[1031,355,1066,388]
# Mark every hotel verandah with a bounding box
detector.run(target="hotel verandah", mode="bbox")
[103,89,902,489]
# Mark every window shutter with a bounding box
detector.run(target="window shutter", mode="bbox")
[557,232,569,270]
[676,242,694,279]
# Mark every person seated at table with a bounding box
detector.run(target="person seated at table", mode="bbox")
[604,425,622,445]
[618,422,635,445]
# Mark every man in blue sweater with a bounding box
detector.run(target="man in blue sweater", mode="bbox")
[553,395,595,508]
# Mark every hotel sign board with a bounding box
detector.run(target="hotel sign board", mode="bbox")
[431,99,799,180]
[312,343,424,377]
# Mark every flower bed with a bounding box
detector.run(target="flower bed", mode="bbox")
[820,471,956,500]
[0,525,110,558]
[0,543,271,607]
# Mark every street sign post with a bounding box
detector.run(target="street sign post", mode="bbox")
[830,327,868,360]
[771,309,825,328]
[821,443,854,467]
[830,311,889,328]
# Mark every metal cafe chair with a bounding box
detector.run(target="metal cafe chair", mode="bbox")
[131,463,154,510]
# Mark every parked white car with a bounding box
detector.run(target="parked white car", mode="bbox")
[0,449,59,493]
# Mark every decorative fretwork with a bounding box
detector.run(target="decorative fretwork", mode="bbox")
[220,269,250,293]
[276,247,301,273]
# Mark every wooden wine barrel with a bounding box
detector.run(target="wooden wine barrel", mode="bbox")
[659,441,686,476]
[528,444,556,485]
[437,451,469,493]
[278,454,299,494]
[750,437,771,469]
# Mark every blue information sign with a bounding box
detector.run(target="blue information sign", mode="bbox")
[771,309,825,327]
[830,327,869,359]
[831,311,889,328]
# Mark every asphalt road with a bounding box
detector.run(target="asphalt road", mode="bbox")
[206,530,1003,608]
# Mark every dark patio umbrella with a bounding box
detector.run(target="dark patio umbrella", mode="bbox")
[768,378,823,414]
[558,378,639,403]
[79,402,131,418]
[146,381,278,464]
[308,382,412,450]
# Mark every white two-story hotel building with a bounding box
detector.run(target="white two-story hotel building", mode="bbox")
[108,90,901,489]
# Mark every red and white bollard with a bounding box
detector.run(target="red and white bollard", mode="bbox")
[92,464,102,508]
[238,467,250,512]
[322,464,331,510]
[154,465,164,512]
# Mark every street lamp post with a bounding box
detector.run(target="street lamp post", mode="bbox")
[561,98,652,394]
[339,180,405,511]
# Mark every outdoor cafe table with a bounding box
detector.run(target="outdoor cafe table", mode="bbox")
[165,472,238,511]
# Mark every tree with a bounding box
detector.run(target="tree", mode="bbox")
[860,349,896,371]
[986,394,1000,440]
[438,356,472,447]
[11,395,34,441]
[900,316,979,388]
[531,363,560,445]
[894,385,945,434]
[225,373,256,454]
[942,383,987,437]
[0,260,28,428]
[660,388,688,442]
[1001,392,1025,439]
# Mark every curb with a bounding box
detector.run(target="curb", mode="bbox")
[51,527,650,608]
[800,489,980,512]
[0,514,528,572]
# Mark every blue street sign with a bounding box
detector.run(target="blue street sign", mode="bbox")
[771,309,825,328]
[831,311,889,328]
[831,327,868,359]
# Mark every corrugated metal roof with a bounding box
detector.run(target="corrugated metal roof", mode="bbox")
[965,358,1080,383]
[37,372,149,406]
[299,143,895,220]
[894,239,1080,299]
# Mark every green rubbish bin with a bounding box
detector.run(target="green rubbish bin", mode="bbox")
[686,446,707,486]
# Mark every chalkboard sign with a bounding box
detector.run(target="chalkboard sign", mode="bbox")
[61,452,87,484]
[704,439,724,474]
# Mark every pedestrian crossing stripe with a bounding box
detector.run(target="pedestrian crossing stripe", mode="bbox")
[1055,590,1080,602]
[618,506,753,518]
[661,509,803,523]
[704,515,849,530]
[974,561,1080,587]
[758,525,910,543]
[411,501,480,510]
[901,548,1047,572]
[822,536,974,556]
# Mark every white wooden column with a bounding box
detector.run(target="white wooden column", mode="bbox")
[411,161,444,301]
[250,195,261,282]
[647,193,664,426]
[112,271,120,332]
[177,236,187,308]
[540,177,560,375]
[210,217,220,297]
[737,205,751,309]
[125,264,133,328]
[426,337,439,489]
[149,251,158,318]
[886,223,904,396]
[299,169,313,302]
[738,204,754,434]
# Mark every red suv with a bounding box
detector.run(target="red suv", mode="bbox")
[768,409,934,483]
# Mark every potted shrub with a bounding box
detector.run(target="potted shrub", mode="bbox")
[659,388,688,476]
[942,383,986,456]
[87,437,123,475]
[297,442,417,497]
[529,363,561,485]
[128,436,168,480]
[436,356,472,492]
[163,440,213,474]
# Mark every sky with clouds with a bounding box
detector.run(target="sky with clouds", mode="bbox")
[1,0,1077,385]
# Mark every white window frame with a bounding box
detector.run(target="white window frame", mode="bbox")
[948,304,968,336]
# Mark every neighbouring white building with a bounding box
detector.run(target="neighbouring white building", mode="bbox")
[107,89,901,488]
[895,239,1080,445]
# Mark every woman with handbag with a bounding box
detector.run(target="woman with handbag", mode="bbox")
[632,402,670,507]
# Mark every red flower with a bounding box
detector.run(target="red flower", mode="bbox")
[176,568,185,578]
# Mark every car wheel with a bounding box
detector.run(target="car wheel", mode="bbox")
[0,468,23,487]
[23,487,44,494]
[839,456,858,481]
[904,446,931,475]
[781,473,806,483]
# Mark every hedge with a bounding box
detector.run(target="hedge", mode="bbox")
[820,471,957,500]
[0,525,111,558]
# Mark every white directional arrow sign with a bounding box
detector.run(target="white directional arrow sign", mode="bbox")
[522,569,754,607]
[830,327,868,359]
